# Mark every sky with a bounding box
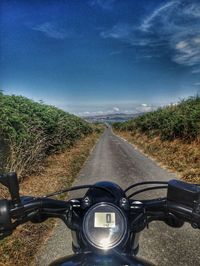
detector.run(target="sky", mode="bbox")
[0,0,200,116]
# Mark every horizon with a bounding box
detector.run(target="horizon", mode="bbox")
[1,0,200,116]
[3,90,198,118]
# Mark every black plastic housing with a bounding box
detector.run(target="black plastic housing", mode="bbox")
[0,199,12,239]
[0,172,21,205]
[167,179,200,208]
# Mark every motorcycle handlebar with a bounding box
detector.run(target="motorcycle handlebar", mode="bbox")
[130,197,200,230]
[0,178,199,239]
[11,197,71,218]
[0,197,72,239]
[167,201,200,229]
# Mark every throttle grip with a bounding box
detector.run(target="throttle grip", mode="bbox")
[167,179,200,229]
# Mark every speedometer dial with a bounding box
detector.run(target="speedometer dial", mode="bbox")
[83,203,127,250]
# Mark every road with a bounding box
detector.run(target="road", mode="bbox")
[34,128,200,266]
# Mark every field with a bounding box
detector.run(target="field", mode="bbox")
[113,96,200,183]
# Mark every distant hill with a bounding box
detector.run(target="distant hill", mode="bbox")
[83,112,145,124]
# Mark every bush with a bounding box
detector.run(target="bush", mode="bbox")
[113,96,200,141]
[0,92,92,176]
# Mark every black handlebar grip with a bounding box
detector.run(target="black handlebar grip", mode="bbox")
[0,199,13,239]
[167,180,200,228]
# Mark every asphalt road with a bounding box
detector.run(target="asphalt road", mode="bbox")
[34,128,200,266]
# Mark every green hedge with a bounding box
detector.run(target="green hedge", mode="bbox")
[113,96,200,141]
[0,92,92,175]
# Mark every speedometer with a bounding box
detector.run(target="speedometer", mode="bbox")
[83,203,127,250]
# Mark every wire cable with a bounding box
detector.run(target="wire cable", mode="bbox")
[43,184,115,199]
[127,186,168,199]
[125,181,168,193]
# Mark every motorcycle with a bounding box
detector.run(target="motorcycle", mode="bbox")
[0,172,199,266]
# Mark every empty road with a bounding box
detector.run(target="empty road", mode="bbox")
[35,128,200,266]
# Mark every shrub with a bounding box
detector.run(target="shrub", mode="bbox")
[0,92,92,176]
[113,96,200,142]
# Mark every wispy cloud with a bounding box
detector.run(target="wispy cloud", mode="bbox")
[32,22,68,39]
[89,0,115,10]
[109,50,122,56]
[140,1,179,32]
[192,68,200,74]
[100,23,150,46]
[101,23,134,40]
[173,38,200,66]
[100,1,200,69]
[183,3,200,18]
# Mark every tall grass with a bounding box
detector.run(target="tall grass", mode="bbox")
[0,92,92,177]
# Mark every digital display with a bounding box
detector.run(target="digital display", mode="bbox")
[94,212,116,228]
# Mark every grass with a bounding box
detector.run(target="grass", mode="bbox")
[116,131,200,184]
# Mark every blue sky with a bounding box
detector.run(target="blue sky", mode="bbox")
[0,0,200,116]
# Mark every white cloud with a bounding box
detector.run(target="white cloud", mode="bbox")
[141,1,200,67]
[139,103,153,112]
[176,41,188,50]
[193,37,200,44]
[32,22,68,39]
[83,111,91,115]
[173,37,200,66]
[113,107,120,112]
[97,110,104,114]
[100,1,200,68]
[194,82,200,86]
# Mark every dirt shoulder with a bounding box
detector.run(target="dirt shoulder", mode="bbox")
[0,131,101,266]
[114,130,200,184]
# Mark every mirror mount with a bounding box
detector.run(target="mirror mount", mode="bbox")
[0,172,21,205]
